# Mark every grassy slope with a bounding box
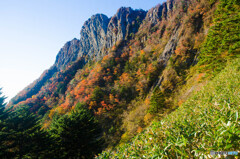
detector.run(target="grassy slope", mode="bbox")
[98,58,240,158]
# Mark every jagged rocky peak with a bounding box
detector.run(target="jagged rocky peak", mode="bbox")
[145,0,175,25]
[79,14,110,59]
[55,38,80,70]
[145,3,167,25]
[79,9,147,60]
[55,8,147,69]
[167,0,174,11]
[106,7,147,48]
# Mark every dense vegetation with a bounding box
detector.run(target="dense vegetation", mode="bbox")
[1,0,239,158]
[98,0,240,157]
[198,0,240,74]
[98,58,240,158]
[0,91,102,158]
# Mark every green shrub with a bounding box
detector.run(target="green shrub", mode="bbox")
[148,87,165,114]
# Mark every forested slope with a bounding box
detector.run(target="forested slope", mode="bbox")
[3,0,239,158]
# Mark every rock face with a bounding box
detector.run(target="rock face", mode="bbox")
[145,4,166,25]
[167,0,174,11]
[79,14,109,59]
[158,26,179,65]
[105,7,146,48]
[55,38,80,70]
[55,8,146,68]
[9,4,175,106]
[144,0,175,25]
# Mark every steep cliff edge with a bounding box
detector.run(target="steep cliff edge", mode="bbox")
[55,38,80,70]
[8,7,147,108]
[78,14,109,60]
[105,7,146,48]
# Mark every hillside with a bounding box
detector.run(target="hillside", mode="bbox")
[4,0,240,158]
[98,57,240,158]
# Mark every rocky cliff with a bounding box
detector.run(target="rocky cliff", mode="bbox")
[9,0,194,115]
[55,38,80,70]
[78,14,109,60]
[9,7,147,106]
[105,7,146,48]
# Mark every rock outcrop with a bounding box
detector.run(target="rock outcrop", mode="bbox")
[144,0,175,26]
[158,26,179,66]
[9,3,178,107]
[145,4,166,25]
[55,38,80,70]
[78,14,109,59]
[105,7,146,48]
[55,8,146,68]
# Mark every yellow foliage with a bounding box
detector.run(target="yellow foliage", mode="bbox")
[144,97,150,105]
[109,94,114,103]
[56,106,66,115]
[178,99,185,106]
[137,126,143,133]
[32,95,37,99]
[42,120,51,129]
[89,101,97,109]
[144,113,153,125]
[48,108,56,119]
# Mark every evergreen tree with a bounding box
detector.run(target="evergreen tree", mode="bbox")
[0,88,12,158]
[50,103,103,159]
[5,105,52,158]
[149,87,165,114]
[198,0,240,73]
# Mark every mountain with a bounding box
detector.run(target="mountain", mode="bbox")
[8,7,146,107]
[7,0,240,157]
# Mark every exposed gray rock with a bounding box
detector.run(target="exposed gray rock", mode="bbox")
[144,0,176,26]
[167,0,174,11]
[145,4,165,25]
[78,14,110,59]
[158,26,179,66]
[105,7,146,48]
[54,9,146,70]
[55,38,80,70]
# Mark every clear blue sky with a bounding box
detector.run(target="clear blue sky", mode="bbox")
[0,0,165,102]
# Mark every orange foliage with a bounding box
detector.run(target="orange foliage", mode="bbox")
[137,126,143,133]
[89,101,97,109]
[113,68,119,75]
[115,57,120,62]
[121,52,129,60]
[144,97,150,105]
[140,50,145,56]
[49,109,56,119]
[96,107,105,115]
[178,99,185,106]
[145,63,155,76]
[103,75,112,82]
[117,73,133,87]
[196,73,205,82]
[114,98,119,103]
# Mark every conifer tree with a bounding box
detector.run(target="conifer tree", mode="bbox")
[50,103,103,158]
[6,105,52,158]
[0,88,11,158]
[149,87,165,114]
